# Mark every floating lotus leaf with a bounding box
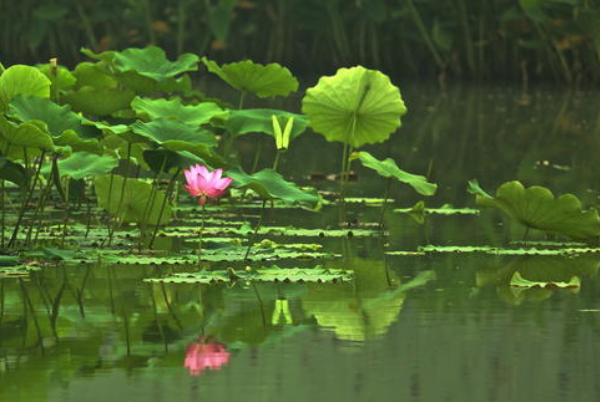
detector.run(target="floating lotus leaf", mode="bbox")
[202,58,299,98]
[302,66,407,148]
[469,180,600,240]
[352,151,437,196]
[58,152,118,180]
[131,97,224,125]
[94,175,171,225]
[225,109,308,138]
[146,266,352,284]
[229,168,321,209]
[0,65,51,111]
[412,245,600,256]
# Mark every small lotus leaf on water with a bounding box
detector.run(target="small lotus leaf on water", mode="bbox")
[131,96,224,125]
[412,245,600,256]
[302,66,407,148]
[352,151,437,196]
[224,109,308,138]
[146,266,353,284]
[202,58,299,98]
[468,180,600,240]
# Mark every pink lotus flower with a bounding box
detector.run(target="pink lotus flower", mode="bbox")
[184,336,231,376]
[183,164,233,206]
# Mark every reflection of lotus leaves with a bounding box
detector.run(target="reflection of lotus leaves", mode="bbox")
[476,255,600,287]
[303,259,404,342]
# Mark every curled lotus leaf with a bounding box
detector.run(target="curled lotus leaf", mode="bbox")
[0,65,51,111]
[469,180,600,240]
[302,66,407,148]
[352,151,437,196]
[202,57,299,98]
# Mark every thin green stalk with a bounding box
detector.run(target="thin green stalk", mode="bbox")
[455,0,475,74]
[272,151,281,171]
[238,91,246,110]
[0,180,4,249]
[8,151,46,248]
[251,138,264,174]
[149,168,181,249]
[142,0,157,44]
[108,143,132,245]
[197,203,206,266]
[60,178,70,247]
[378,178,392,229]
[176,0,188,54]
[403,0,445,70]
[244,200,267,261]
[27,154,58,246]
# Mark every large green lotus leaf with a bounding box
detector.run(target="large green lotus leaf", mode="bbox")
[64,86,135,116]
[0,116,53,150]
[71,62,117,89]
[131,118,217,147]
[84,46,199,82]
[353,151,437,196]
[36,63,76,93]
[0,156,29,187]
[54,131,102,154]
[58,152,118,180]
[7,96,85,137]
[116,72,192,95]
[94,175,171,225]
[225,109,308,138]
[302,66,407,148]
[229,167,321,209]
[470,180,600,239]
[202,57,299,98]
[131,97,224,125]
[0,65,51,111]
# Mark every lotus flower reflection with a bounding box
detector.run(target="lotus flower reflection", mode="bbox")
[184,164,233,206]
[184,337,231,376]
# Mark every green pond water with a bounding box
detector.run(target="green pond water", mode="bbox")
[2,83,600,402]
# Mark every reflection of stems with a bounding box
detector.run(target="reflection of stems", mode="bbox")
[20,279,45,354]
[244,200,267,261]
[149,283,168,353]
[378,178,392,229]
[252,283,267,330]
[160,282,183,330]
[197,203,206,266]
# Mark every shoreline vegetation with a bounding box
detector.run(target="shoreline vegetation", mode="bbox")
[2,0,600,85]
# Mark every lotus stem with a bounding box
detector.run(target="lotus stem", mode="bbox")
[8,151,46,248]
[238,91,246,110]
[0,180,5,249]
[149,168,181,250]
[197,203,206,266]
[379,177,393,229]
[60,178,70,247]
[108,142,132,246]
[27,154,58,246]
[244,200,267,261]
[272,150,281,171]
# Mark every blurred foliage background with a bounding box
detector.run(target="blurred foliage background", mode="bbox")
[2,0,600,84]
